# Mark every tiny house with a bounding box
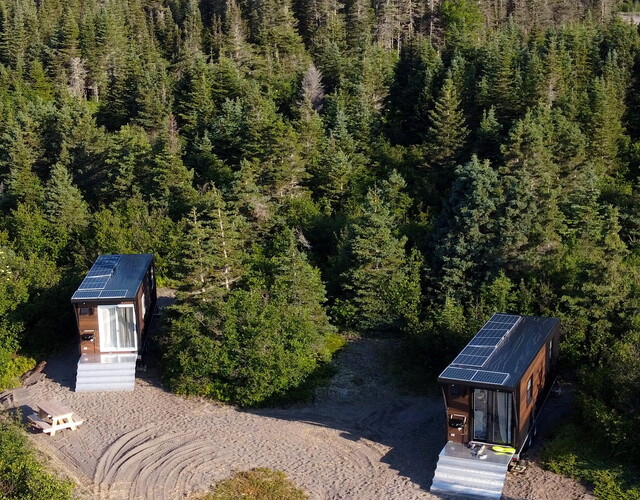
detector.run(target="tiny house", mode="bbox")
[71,254,157,392]
[431,313,560,498]
[437,313,560,454]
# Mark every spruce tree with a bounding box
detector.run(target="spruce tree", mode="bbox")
[341,186,421,330]
[425,72,469,195]
[43,162,88,235]
[432,155,500,299]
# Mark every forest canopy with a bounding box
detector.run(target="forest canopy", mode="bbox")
[0,0,638,471]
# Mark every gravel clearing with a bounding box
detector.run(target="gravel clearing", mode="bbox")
[15,300,594,499]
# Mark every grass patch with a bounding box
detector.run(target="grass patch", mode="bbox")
[0,415,74,500]
[201,468,308,500]
[541,422,640,500]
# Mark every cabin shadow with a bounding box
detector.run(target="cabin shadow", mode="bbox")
[41,343,80,391]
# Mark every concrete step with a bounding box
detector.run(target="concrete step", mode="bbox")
[430,478,503,499]
[431,442,512,499]
[436,455,509,474]
[433,465,506,488]
[75,381,135,392]
[75,374,134,384]
[75,355,137,392]
[76,366,136,377]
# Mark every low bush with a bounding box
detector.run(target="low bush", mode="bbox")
[0,348,35,391]
[542,423,640,500]
[201,468,308,500]
[0,418,74,499]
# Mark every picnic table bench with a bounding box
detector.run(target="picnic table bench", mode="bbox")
[28,400,84,436]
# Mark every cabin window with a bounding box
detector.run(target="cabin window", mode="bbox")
[79,307,93,316]
[141,293,147,318]
[527,376,533,403]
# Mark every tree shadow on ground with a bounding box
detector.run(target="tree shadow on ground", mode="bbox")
[247,394,444,493]
[242,334,447,494]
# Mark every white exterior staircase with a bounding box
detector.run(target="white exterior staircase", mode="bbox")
[75,354,137,392]
[431,441,513,499]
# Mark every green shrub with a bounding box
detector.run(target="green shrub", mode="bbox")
[0,418,74,499]
[201,468,308,500]
[542,423,640,500]
[0,348,35,391]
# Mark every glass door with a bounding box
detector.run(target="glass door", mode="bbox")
[473,389,513,445]
[473,388,488,441]
[98,305,137,352]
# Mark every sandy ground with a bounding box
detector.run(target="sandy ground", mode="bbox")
[10,296,595,500]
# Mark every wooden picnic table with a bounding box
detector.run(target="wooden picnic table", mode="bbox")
[28,400,84,436]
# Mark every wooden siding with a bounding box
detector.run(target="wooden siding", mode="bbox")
[516,346,547,442]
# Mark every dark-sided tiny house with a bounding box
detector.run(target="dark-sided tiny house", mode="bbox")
[70,254,157,392]
[431,313,560,499]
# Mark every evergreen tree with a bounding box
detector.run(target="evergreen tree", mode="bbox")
[340,186,421,330]
[424,72,469,194]
[43,162,89,244]
[498,106,561,271]
[165,229,334,406]
[180,186,246,299]
[432,155,500,299]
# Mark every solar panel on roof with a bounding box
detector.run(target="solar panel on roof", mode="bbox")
[440,366,477,382]
[87,255,121,278]
[99,290,128,299]
[97,255,121,266]
[72,290,100,300]
[468,314,521,347]
[451,345,495,368]
[87,266,112,278]
[468,336,503,346]
[451,354,486,367]
[471,370,509,385]
[445,313,522,372]
[78,276,110,290]
[460,345,495,357]
[440,366,509,386]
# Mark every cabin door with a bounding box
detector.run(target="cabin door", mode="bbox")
[98,305,137,352]
[473,389,513,445]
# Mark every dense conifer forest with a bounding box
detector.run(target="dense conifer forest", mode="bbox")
[0,0,639,485]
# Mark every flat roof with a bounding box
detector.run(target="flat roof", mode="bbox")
[71,254,153,303]
[438,313,560,390]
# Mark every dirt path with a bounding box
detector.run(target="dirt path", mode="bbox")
[15,307,593,499]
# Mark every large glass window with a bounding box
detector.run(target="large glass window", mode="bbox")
[98,305,137,351]
[473,389,513,445]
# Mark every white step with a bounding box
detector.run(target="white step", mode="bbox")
[431,442,512,500]
[75,382,135,392]
[75,373,134,384]
[77,365,136,377]
[75,355,137,392]
[433,466,505,488]
[431,479,503,499]
[436,455,510,473]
